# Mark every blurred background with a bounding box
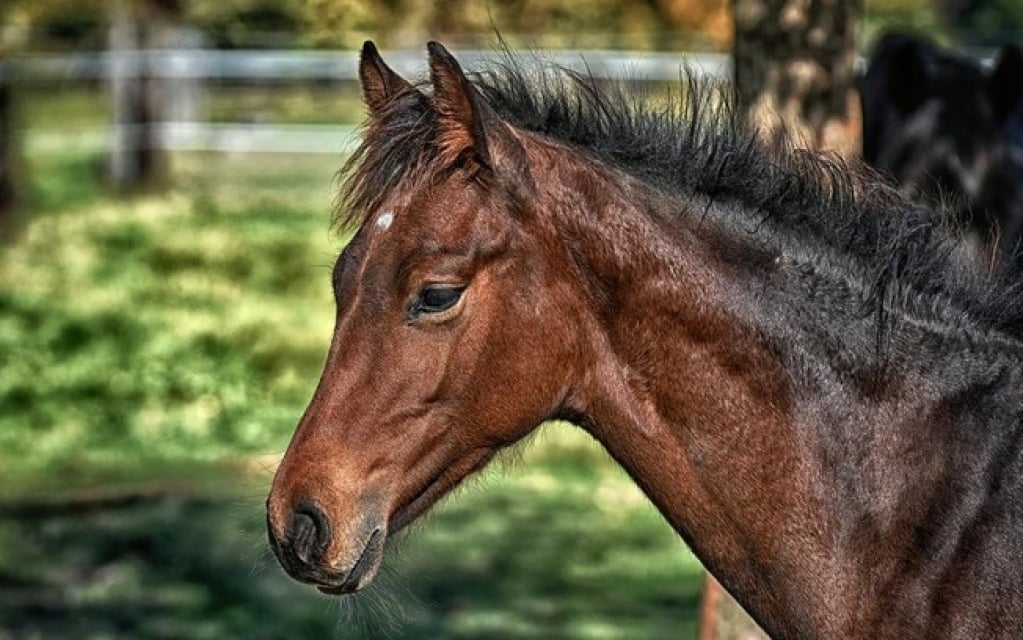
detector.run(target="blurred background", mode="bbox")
[0,1,1020,638]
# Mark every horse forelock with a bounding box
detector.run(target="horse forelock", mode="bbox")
[334,84,442,232]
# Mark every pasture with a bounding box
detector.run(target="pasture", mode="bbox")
[0,140,705,638]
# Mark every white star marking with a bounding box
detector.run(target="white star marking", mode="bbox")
[377,210,395,230]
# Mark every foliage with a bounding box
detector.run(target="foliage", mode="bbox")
[182,0,305,48]
[301,0,731,50]
[952,0,1023,46]
[1,0,734,51]
[9,0,1023,54]
[0,0,306,51]
[0,0,109,51]
[13,0,1020,53]
[194,0,737,50]
[863,0,950,45]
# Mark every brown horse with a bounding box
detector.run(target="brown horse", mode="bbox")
[267,42,1023,638]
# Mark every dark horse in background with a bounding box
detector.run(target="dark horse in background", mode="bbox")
[861,32,1023,263]
[267,42,1023,638]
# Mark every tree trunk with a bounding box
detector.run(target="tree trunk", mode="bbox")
[732,0,863,158]
[0,58,17,221]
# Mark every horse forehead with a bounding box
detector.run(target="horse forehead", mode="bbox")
[414,195,491,238]
[358,207,472,261]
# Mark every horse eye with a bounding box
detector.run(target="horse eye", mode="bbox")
[412,285,465,317]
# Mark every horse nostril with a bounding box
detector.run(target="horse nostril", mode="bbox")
[290,503,331,566]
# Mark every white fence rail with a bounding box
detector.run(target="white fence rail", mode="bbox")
[8,48,731,83]
[27,123,361,155]
[10,48,734,157]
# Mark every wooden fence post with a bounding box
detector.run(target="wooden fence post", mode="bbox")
[109,0,179,190]
[698,574,770,640]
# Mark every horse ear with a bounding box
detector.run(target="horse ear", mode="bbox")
[426,41,532,195]
[359,40,417,115]
[987,44,1023,125]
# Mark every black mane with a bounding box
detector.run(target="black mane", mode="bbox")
[337,53,1023,343]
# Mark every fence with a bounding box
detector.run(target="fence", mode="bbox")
[9,48,731,159]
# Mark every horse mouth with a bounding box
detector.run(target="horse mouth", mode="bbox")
[314,448,496,596]
[316,527,384,595]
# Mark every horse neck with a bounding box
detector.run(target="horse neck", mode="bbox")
[529,138,1023,637]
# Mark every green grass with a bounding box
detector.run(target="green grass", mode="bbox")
[0,151,340,486]
[0,147,706,637]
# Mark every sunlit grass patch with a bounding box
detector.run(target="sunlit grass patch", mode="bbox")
[0,152,341,485]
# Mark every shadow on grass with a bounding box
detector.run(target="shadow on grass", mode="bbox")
[0,468,703,639]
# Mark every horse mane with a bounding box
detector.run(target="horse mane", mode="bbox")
[336,52,1023,344]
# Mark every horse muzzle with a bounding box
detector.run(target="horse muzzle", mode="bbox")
[266,500,386,595]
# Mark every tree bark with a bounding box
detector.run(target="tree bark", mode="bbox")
[0,58,17,221]
[733,0,863,158]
